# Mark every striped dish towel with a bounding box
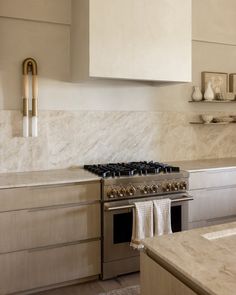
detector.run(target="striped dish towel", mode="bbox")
[130,201,153,249]
[153,199,172,236]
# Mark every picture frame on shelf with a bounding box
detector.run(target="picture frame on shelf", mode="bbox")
[201,71,228,99]
[229,73,236,93]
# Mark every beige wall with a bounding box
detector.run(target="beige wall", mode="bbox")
[0,0,236,112]
[0,0,236,171]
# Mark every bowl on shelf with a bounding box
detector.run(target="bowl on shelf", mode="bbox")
[200,114,213,124]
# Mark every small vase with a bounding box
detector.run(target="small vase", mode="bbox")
[204,82,214,101]
[192,86,202,101]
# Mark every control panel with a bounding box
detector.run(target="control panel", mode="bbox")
[104,179,188,200]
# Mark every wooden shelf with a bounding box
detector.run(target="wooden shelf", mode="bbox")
[190,122,234,125]
[189,100,236,103]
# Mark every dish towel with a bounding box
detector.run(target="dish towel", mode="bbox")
[130,201,153,249]
[153,199,172,236]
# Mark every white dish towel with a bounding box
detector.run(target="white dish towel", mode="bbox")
[130,201,153,249]
[153,199,172,236]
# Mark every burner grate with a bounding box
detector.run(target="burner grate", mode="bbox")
[84,161,180,178]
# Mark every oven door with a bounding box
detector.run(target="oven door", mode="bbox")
[103,194,192,263]
[103,200,138,263]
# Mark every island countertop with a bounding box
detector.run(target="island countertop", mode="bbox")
[0,168,100,189]
[143,222,236,295]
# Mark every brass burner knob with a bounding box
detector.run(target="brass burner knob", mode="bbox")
[126,185,136,196]
[107,188,117,198]
[151,184,158,193]
[171,182,179,191]
[118,187,126,197]
[141,185,149,194]
[179,181,187,190]
[163,183,171,192]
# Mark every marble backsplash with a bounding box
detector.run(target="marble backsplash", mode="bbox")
[0,110,236,173]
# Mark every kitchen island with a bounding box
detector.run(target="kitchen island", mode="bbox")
[141,222,236,295]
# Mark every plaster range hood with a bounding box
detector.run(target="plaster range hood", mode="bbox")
[71,0,192,83]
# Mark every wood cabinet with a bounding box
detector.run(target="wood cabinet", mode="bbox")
[0,182,101,294]
[0,182,100,212]
[0,240,100,295]
[0,203,100,253]
[141,252,197,295]
[71,0,192,82]
[188,169,236,229]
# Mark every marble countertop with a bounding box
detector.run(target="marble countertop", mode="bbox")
[1,157,236,189]
[0,168,100,189]
[143,222,236,295]
[169,157,236,172]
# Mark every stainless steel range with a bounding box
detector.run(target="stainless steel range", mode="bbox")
[84,162,192,279]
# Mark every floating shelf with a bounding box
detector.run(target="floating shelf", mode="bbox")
[190,122,235,125]
[189,100,236,103]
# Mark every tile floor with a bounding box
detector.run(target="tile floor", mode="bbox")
[38,272,140,295]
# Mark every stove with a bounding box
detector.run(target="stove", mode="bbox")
[84,161,188,201]
[84,161,191,279]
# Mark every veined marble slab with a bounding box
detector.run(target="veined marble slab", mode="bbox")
[143,222,236,295]
[0,110,236,173]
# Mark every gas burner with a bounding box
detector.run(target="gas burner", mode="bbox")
[84,161,180,178]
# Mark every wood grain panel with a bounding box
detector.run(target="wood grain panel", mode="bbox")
[189,187,236,222]
[0,183,100,212]
[189,169,236,190]
[141,252,197,295]
[0,203,100,253]
[0,240,101,294]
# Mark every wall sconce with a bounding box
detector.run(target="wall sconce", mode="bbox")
[22,58,38,137]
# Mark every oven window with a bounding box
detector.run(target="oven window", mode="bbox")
[171,205,182,233]
[112,206,182,244]
[113,212,133,244]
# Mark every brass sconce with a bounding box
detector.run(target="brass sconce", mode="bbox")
[22,58,38,137]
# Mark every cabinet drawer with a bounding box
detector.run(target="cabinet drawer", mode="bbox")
[0,203,100,253]
[0,240,101,294]
[0,182,100,212]
[189,169,236,190]
[189,187,236,222]
[189,172,206,190]
[206,169,236,188]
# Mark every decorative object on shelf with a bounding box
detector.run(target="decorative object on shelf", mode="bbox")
[191,86,203,101]
[215,86,224,100]
[204,81,214,101]
[202,71,228,100]
[200,114,213,123]
[22,58,38,137]
[230,115,236,122]
[225,92,235,101]
[229,73,236,93]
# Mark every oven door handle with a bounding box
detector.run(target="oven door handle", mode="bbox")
[104,196,193,211]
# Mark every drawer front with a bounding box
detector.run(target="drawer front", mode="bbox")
[189,187,236,222]
[0,203,100,253]
[206,169,236,188]
[189,169,236,190]
[0,240,101,294]
[0,182,100,212]
[189,172,206,190]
